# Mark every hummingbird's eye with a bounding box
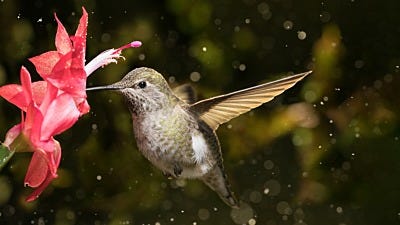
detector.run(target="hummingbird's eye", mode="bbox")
[138,81,147,89]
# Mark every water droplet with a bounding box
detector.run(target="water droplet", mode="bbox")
[354,59,364,69]
[374,80,383,89]
[283,20,293,30]
[198,208,210,220]
[138,54,146,61]
[297,31,307,40]
[190,71,201,82]
[320,11,331,22]
[276,201,292,215]
[168,76,176,83]
[245,18,251,24]
[37,18,43,23]
[230,203,254,224]
[202,47,207,52]
[257,2,270,15]
[264,179,281,196]
[239,64,246,71]
[264,160,274,170]
[96,175,102,181]
[248,218,257,225]
[384,74,393,83]
[249,191,262,203]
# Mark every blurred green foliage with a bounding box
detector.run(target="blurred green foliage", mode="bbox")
[1,0,400,224]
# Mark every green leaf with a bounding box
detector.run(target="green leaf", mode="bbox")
[0,144,14,171]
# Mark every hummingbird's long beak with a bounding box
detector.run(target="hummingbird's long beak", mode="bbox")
[86,84,124,91]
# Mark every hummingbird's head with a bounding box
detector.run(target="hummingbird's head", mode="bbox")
[87,67,177,115]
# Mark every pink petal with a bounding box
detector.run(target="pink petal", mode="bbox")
[31,81,48,105]
[3,124,22,147]
[20,66,33,101]
[0,84,27,110]
[29,51,60,78]
[24,141,60,202]
[40,138,61,176]
[74,7,88,43]
[54,14,72,55]
[24,138,61,201]
[25,172,55,202]
[40,93,80,140]
[46,52,86,97]
[38,82,58,114]
[77,99,90,115]
[24,151,48,188]
[24,103,44,145]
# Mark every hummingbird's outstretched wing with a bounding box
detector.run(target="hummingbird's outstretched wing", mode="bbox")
[190,71,312,130]
[173,84,197,104]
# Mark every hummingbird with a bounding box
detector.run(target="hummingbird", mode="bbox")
[87,67,311,208]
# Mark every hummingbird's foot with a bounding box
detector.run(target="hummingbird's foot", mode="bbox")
[173,164,183,177]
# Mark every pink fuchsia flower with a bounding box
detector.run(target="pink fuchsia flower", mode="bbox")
[0,7,141,201]
[0,67,76,201]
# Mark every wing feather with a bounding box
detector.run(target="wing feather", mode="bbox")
[190,71,311,130]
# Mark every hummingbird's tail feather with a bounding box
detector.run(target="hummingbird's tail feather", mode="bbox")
[201,165,239,208]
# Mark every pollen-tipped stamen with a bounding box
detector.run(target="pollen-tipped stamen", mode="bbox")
[113,41,142,53]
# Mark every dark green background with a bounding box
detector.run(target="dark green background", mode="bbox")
[1,0,400,224]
